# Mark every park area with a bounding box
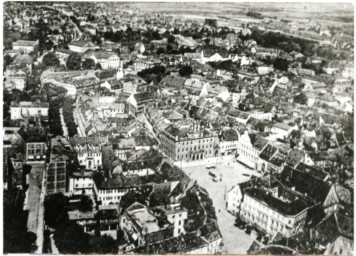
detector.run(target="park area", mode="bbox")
[182,157,260,254]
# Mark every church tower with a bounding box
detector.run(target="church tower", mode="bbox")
[116,61,124,79]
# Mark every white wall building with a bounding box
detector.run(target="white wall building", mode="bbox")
[10,101,49,120]
[12,40,39,53]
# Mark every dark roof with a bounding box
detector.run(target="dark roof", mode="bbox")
[136,231,207,254]
[221,129,239,141]
[259,144,277,161]
[164,124,189,138]
[227,109,250,119]
[134,92,155,103]
[249,134,268,151]
[145,227,175,244]
[316,210,354,242]
[96,208,119,219]
[244,187,309,216]
[149,182,172,207]
[278,166,331,203]
[199,220,222,240]
[295,162,329,181]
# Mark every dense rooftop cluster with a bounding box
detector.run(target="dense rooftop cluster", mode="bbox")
[3,1,353,255]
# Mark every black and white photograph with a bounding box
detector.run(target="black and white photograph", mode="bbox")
[2,1,354,255]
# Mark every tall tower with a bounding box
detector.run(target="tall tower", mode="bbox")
[116,61,124,79]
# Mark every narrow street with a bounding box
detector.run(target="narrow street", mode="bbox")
[26,162,46,253]
[183,157,260,254]
[50,235,60,254]
[60,108,69,137]
[35,167,47,254]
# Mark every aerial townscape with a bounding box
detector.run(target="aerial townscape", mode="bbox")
[2,1,354,255]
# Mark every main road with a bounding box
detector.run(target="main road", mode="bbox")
[182,156,259,254]
[26,162,46,253]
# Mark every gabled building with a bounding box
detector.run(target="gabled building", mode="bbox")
[236,130,269,170]
[69,136,108,170]
[323,184,352,216]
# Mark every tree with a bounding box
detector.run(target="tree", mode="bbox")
[156,47,165,55]
[255,122,266,132]
[82,58,95,69]
[273,57,289,71]
[293,93,308,105]
[78,195,93,212]
[26,74,40,93]
[179,66,193,77]
[44,193,69,229]
[62,98,78,137]
[320,127,332,141]
[43,52,60,67]
[66,53,82,70]
[167,35,176,44]
[4,54,14,70]
[95,63,102,70]
[89,235,118,254]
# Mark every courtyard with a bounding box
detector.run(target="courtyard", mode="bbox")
[182,157,260,254]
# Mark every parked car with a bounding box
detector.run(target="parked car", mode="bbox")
[209,171,216,177]
[206,164,216,169]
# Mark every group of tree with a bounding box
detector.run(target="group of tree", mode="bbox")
[137,65,166,84]
[4,190,37,253]
[62,97,78,137]
[102,27,141,44]
[66,53,101,70]
[260,56,290,72]
[22,18,54,54]
[4,54,14,71]
[178,65,193,77]
[18,125,48,143]
[66,53,82,70]
[44,193,118,254]
[302,59,327,74]
[248,27,319,57]
[48,99,64,137]
[246,10,264,19]
[42,52,60,67]
[82,58,95,69]
[207,59,240,73]
[54,223,117,254]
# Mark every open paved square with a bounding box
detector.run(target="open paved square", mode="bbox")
[182,157,260,254]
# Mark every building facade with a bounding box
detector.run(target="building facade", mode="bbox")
[159,124,218,162]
